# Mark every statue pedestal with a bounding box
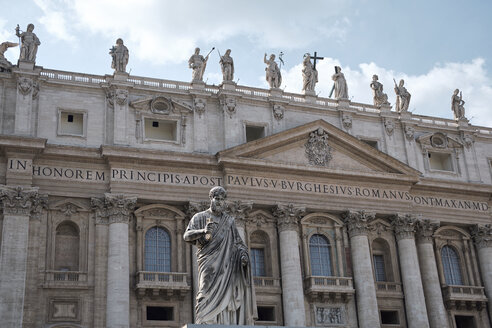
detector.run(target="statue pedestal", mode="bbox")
[269,88,283,98]
[113,71,129,82]
[220,81,236,91]
[337,98,350,109]
[191,81,206,90]
[457,117,469,127]
[379,104,393,114]
[17,60,34,70]
[303,90,317,103]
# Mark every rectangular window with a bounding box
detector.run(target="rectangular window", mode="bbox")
[251,248,266,277]
[380,310,399,324]
[373,255,386,282]
[361,139,378,150]
[146,306,173,321]
[144,118,177,141]
[257,306,275,322]
[59,111,84,136]
[428,152,453,171]
[246,125,265,142]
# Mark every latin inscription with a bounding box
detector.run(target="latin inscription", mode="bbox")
[226,174,489,212]
[11,158,487,213]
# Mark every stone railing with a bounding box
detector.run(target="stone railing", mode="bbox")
[136,271,190,289]
[37,68,492,135]
[253,276,281,288]
[43,270,89,289]
[304,276,355,302]
[442,285,487,301]
[375,281,403,293]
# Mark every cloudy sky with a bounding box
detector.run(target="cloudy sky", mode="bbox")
[2,0,491,126]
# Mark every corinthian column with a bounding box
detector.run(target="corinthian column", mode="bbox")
[94,193,136,328]
[470,224,492,320]
[392,214,429,328]
[0,186,39,328]
[342,210,380,328]
[273,204,306,327]
[416,219,449,328]
[226,200,253,242]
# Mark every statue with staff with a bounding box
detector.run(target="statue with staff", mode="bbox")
[189,47,214,82]
[451,88,466,120]
[329,66,348,99]
[393,78,411,113]
[15,23,40,62]
[264,53,282,88]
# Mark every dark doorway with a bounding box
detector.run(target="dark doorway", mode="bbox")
[455,315,475,328]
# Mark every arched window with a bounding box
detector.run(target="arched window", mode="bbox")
[55,221,79,271]
[145,227,171,272]
[441,246,463,285]
[309,234,332,276]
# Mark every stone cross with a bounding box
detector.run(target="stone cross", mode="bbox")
[311,51,324,70]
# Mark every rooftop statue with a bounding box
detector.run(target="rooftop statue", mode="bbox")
[302,53,318,92]
[331,66,348,99]
[451,89,466,120]
[264,53,282,88]
[183,186,256,325]
[109,38,129,73]
[370,75,389,106]
[219,49,234,82]
[0,41,18,72]
[189,47,210,82]
[394,79,411,113]
[15,24,40,63]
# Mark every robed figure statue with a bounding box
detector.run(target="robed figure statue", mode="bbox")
[184,186,257,325]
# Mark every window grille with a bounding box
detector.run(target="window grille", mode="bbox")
[144,227,171,272]
[309,234,332,276]
[441,246,463,285]
[251,248,266,276]
[373,255,386,282]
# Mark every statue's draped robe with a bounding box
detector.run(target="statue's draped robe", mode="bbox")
[332,72,348,99]
[186,210,256,325]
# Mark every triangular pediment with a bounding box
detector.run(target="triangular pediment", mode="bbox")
[218,120,421,179]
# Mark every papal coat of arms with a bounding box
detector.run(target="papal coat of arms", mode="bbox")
[305,128,332,166]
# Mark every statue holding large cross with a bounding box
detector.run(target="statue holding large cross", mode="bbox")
[302,52,323,93]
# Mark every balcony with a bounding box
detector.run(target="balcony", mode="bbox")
[442,285,488,310]
[43,270,89,289]
[375,281,404,299]
[304,276,355,302]
[253,276,281,294]
[135,271,191,298]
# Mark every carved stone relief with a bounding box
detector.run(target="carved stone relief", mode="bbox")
[384,118,394,136]
[115,89,128,106]
[315,306,344,325]
[18,76,33,95]
[273,204,305,232]
[193,98,206,117]
[272,104,284,120]
[49,298,80,322]
[0,185,39,216]
[461,133,474,149]
[305,128,332,167]
[404,125,415,141]
[470,224,492,249]
[392,213,417,240]
[150,96,172,114]
[342,210,374,237]
[341,113,352,130]
[221,97,237,118]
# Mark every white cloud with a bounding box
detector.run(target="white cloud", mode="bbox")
[34,0,352,65]
[282,58,492,127]
[0,19,20,64]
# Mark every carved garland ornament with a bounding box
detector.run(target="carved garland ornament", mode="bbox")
[470,224,492,249]
[18,77,33,95]
[392,213,417,240]
[272,104,284,120]
[305,128,332,166]
[91,194,136,224]
[416,219,439,243]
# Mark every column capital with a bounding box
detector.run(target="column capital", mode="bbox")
[392,213,417,240]
[0,185,40,216]
[184,201,209,219]
[91,193,136,224]
[470,224,492,249]
[273,204,305,232]
[342,210,375,237]
[416,218,439,243]
[225,200,253,230]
